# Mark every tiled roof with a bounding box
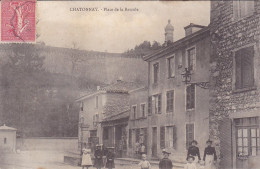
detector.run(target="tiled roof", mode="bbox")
[102,109,130,122]
[100,80,144,93]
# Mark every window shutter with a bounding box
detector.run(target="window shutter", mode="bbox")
[242,46,254,88]
[160,126,165,149]
[186,124,194,149]
[235,50,242,89]
[191,84,195,109]
[158,94,162,113]
[173,126,177,149]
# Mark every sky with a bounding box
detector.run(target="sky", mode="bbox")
[37,1,210,53]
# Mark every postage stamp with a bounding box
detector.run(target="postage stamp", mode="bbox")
[1,0,36,42]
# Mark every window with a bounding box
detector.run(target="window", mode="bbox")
[148,97,152,115]
[141,104,146,117]
[129,129,132,148]
[4,138,6,144]
[233,0,255,20]
[153,63,159,84]
[96,96,98,108]
[153,94,162,114]
[166,126,177,149]
[132,106,137,119]
[187,47,196,71]
[234,117,259,157]
[234,46,254,90]
[103,127,109,140]
[168,56,175,78]
[186,84,195,110]
[166,90,174,113]
[160,126,165,149]
[186,123,194,149]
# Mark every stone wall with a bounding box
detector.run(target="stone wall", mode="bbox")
[209,1,260,168]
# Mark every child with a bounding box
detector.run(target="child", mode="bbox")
[105,147,115,169]
[81,143,93,169]
[185,156,197,169]
[159,149,173,169]
[138,154,151,169]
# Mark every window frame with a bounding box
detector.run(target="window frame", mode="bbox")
[153,62,159,84]
[167,55,175,78]
[185,123,195,150]
[186,46,196,72]
[140,103,146,118]
[166,90,174,113]
[153,94,162,114]
[233,0,255,21]
[132,105,137,120]
[148,96,152,115]
[232,44,256,93]
[185,84,196,111]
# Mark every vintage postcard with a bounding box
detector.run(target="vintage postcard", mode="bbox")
[0,1,259,169]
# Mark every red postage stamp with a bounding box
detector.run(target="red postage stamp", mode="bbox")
[1,0,36,42]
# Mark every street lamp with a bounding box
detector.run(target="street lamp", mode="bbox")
[181,67,209,89]
[181,68,191,84]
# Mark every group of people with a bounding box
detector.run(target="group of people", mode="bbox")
[135,142,146,158]
[139,139,217,169]
[80,139,217,169]
[81,143,115,169]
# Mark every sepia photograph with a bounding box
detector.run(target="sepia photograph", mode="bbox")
[0,0,259,169]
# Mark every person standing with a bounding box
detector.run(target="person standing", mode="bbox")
[105,147,115,169]
[81,143,93,169]
[94,144,104,169]
[203,140,217,169]
[139,143,146,159]
[187,140,201,165]
[138,154,151,169]
[159,149,173,169]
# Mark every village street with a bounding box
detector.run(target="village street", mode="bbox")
[0,151,162,169]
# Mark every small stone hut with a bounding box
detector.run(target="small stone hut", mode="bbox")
[0,124,17,152]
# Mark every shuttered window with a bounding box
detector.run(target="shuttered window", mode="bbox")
[166,126,177,149]
[136,128,140,142]
[186,124,194,149]
[186,84,195,110]
[166,90,174,113]
[187,47,196,71]
[132,106,137,119]
[168,56,175,78]
[160,126,165,149]
[153,94,162,114]
[148,96,152,115]
[235,46,254,90]
[233,0,255,20]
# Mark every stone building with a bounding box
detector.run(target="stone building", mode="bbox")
[76,80,142,155]
[127,87,148,158]
[209,1,260,169]
[143,21,210,160]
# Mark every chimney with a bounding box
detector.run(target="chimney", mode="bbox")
[184,23,205,36]
[164,20,174,43]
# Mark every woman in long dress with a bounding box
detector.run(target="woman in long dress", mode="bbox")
[203,140,217,169]
[81,143,93,169]
[187,140,201,166]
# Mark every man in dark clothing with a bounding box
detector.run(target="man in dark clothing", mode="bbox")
[159,149,173,169]
[94,145,104,169]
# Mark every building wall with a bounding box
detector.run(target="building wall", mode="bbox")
[0,130,16,152]
[147,33,210,160]
[79,92,105,146]
[128,88,148,157]
[209,1,260,169]
[16,137,78,152]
